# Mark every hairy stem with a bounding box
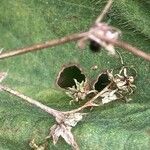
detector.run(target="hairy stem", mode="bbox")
[0,0,149,61]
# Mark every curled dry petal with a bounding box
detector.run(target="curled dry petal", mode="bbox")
[50,124,79,150]
[50,113,84,149]
[101,89,119,104]
[66,79,92,102]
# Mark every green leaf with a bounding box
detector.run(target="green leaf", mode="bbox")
[0,0,150,149]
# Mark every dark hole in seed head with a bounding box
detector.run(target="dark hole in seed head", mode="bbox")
[89,40,101,52]
[94,73,110,92]
[57,65,85,89]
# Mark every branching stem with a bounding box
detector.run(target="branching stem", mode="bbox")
[0,82,112,116]
[0,31,149,61]
[0,0,149,61]
[0,32,87,59]
[0,83,104,117]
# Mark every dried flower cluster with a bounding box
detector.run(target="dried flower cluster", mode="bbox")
[62,64,136,105]
[101,67,136,104]
[66,79,96,103]
[0,60,137,150]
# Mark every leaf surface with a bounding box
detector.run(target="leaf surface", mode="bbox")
[0,0,150,149]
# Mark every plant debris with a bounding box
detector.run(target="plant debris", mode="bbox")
[66,79,96,103]
[29,139,46,150]
[48,113,85,150]
[78,23,121,55]
[0,57,137,150]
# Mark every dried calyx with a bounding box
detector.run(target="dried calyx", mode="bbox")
[56,65,97,103]
[66,79,97,103]
[49,113,85,150]
[78,23,121,55]
[100,66,137,104]
[88,23,121,55]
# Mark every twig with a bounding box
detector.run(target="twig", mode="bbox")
[0,83,107,115]
[0,82,112,117]
[0,85,64,119]
[0,32,87,59]
[95,0,113,23]
[0,31,149,61]
[116,40,150,61]
[98,36,150,61]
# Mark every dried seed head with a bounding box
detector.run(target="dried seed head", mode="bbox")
[66,79,95,103]
[88,23,121,55]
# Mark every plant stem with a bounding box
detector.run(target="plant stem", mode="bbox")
[0,82,111,117]
[0,31,149,61]
[99,36,150,61]
[95,0,113,23]
[0,85,63,119]
[0,0,149,61]
[0,32,87,59]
